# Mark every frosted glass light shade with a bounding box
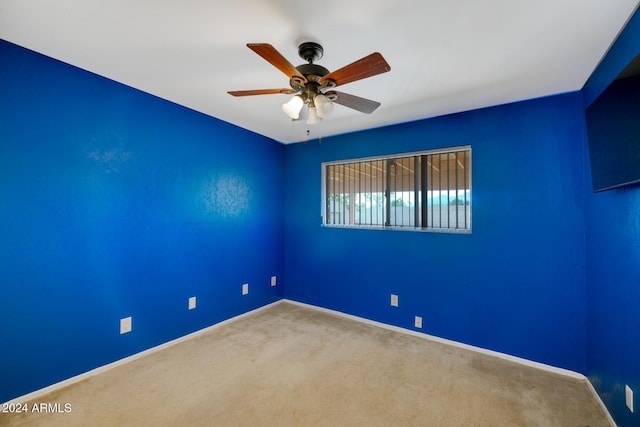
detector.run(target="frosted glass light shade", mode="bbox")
[307,106,321,125]
[282,96,304,119]
[314,94,334,118]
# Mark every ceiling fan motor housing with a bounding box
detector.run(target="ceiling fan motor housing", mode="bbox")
[289,42,337,102]
[295,63,330,81]
[290,62,335,102]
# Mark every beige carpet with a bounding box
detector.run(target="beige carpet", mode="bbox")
[1,301,612,426]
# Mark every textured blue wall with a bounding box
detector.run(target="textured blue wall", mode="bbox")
[0,40,284,402]
[586,188,640,426]
[284,92,587,372]
[583,6,640,425]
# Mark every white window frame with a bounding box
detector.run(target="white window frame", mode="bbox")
[321,146,472,233]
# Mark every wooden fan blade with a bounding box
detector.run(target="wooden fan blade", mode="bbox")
[320,52,390,87]
[247,43,307,82]
[228,88,296,96]
[327,91,381,114]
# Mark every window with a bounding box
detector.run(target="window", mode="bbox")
[322,146,471,232]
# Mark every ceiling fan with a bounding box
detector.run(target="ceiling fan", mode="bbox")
[228,42,391,124]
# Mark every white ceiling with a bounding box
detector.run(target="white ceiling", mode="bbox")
[1,1,639,144]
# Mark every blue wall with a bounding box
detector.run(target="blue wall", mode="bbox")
[586,188,640,426]
[284,92,587,373]
[0,40,284,402]
[582,6,640,425]
[4,9,640,422]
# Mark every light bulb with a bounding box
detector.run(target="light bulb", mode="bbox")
[307,106,321,125]
[282,96,303,119]
[314,94,334,118]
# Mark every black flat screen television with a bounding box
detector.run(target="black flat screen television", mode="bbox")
[585,54,640,192]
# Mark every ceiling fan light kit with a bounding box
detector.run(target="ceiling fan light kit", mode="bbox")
[282,95,304,119]
[314,94,334,118]
[228,42,391,126]
[307,106,321,125]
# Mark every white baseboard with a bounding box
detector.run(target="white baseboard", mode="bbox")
[282,299,582,378]
[2,300,283,406]
[584,375,618,427]
[282,299,616,424]
[2,297,616,426]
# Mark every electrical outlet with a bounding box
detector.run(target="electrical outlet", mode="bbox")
[120,316,132,334]
[627,385,634,412]
[390,294,399,307]
[271,276,277,287]
[188,296,196,310]
[415,316,422,328]
[242,283,249,295]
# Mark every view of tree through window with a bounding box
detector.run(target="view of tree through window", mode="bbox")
[322,147,471,232]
